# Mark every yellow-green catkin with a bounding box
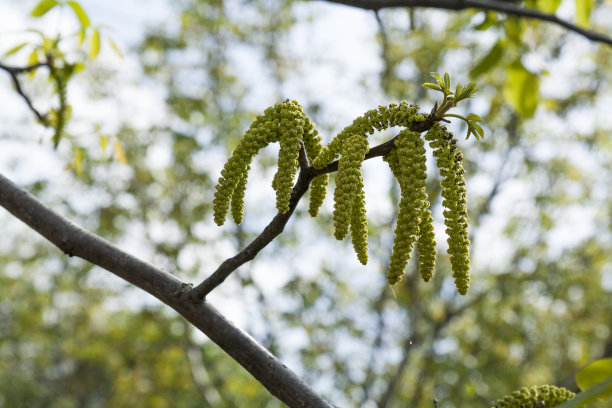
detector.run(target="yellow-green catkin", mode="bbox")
[302,115,329,217]
[213,105,280,226]
[273,101,305,213]
[490,385,575,408]
[425,123,470,294]
[333,135,369,241]
[313,102,423,170]
[350,173,368,265]
[384,130,431,284]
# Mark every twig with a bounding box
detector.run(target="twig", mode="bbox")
[0,61,50,124]
[190,113,438,300]
[324,0,612,47]
[0,172,334,408]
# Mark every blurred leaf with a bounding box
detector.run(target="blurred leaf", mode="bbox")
[576,359,612,393]
[107,37,123,58]
[31,0,59,17]
[113,139,127,164]
[538,0,562,13]
[503,60,540,118]
[67,1,90,29]
[470,40,504,78]
[4,42,28,57]
[557,378,612,408]
[576,0,593,27]
[89,28,100,60]
[100,135,108,154]
[27,49,39,78]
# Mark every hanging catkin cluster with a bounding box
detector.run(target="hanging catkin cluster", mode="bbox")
[490,385,575,408]
[213,100,328,225]
[213,100,474,294]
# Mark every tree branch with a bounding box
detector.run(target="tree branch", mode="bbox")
[0,61,50,125]
[0,172,334,408]
[323,0,612,47]
[190,114,437,300]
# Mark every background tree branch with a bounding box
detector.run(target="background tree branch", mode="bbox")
[324,0,612,47]
[0,172,334,408]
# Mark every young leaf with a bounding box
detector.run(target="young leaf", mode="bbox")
[466,113,482,122]
[67,1,90,30]
[89,28,100,60]
[431,72,445,89]
[471,123,485,140]
[4,42,28,57]
[443,72,451,90]
[576,359,612,393]
[31,0,59,17]
[422,82,443,92]
[556,378,612,408]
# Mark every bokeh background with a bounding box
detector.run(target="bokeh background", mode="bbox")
[1,0,612,406]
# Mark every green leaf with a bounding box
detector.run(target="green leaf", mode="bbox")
[538,0,562,13]
[470,40,505,78]
[422,82,442,92]
[502,60,540,118]
[4,42,28,57]
[557,378,612,408]
[67,1,90,29]
[471,123,485,140]
[575,0,593,27]
[89,28,100,60]
[443,72,450,90]
[31,0,60,17]
[466,113,482,122]
[431,72,445,89]
[576,359,612,393]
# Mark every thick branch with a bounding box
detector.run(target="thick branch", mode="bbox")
[0,172,333,408]
[191,114,437,300]
[324,0,612,47]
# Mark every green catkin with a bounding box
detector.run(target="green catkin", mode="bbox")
[213,107,280,225]
[384,130,429,284]
[490,385,575,408]
[230,170,248,224]
[313,102,422,170]
[350,174,368,265]
[274,102,304,213]
[333,135,369,240]
[302,116,329,217]
[425,123,471,294]
[417,207,436,282]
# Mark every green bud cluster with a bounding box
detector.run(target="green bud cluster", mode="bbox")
[213,100,327,225]
[425,123,471,294]
[383,130,435,284]
[491,385,575,408]
[333,135,370,263]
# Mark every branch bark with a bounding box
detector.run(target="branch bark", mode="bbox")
[0,172,334,408]
[324,0,612,47]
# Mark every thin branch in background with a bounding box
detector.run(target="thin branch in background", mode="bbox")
[0,61,51,125]
[324,0,612,47]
